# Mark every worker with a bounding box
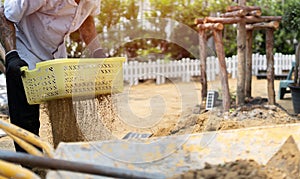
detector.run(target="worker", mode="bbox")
[0,0,104,153]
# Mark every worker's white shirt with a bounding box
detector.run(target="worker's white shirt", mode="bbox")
[4,0,100,69]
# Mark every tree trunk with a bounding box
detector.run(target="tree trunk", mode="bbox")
[213,30,231,111]
[245,30,253,98]
[236,19,246,105]
[236,0,246,105]
[199,30,208,103]
[266,29,275,105]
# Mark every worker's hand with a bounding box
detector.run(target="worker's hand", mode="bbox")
[5,51,28,77]
[92,48,106,58]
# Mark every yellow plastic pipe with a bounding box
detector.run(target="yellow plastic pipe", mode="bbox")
[6,132,43,157]
[0,159,40,179]
[0,119,54,157]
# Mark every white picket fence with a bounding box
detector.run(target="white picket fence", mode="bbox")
[123,53,295,85]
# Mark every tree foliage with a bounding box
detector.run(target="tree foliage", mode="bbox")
[142,0,231,59]
[66,0,296,59]
[282,0,300,40]
[282,0,300,85]
[247,0,295,54]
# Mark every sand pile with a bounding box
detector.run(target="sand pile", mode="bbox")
[170,159,288,179]
[152,97,298,137]
[170,136,300,179]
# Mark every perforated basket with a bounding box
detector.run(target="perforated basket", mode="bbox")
[21,57,125,104]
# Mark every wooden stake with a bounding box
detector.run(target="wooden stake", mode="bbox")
[245,30,253,98]
[213,30,231,111]
[236,18,246,105]
[198,30,208,102]
[266,29,276,105]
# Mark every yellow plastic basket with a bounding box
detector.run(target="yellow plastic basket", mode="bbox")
[21,57,125,104]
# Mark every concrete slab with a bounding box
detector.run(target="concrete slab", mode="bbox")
[47,123,300,179]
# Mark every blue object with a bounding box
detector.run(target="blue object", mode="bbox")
[278,61,295,99]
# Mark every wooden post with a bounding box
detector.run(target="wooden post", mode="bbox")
[213,29,231,111]
[236,0,246,105]
[236,21,246,105]
[266,28,276,105]
[199,30,208,103]
[245,30,253,98]
[194,4,282,108]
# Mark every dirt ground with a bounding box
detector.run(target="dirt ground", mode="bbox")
[0,76,299,178]
[108,76,298,139]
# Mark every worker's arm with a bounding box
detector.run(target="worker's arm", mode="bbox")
[78,16,97,45]
[0,7,16,54]
[0,7,27,75]
[0,7,16,73]
[78,16,106,58]
[1,0,45,52]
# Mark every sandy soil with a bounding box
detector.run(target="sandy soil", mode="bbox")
[0,76,297,147]
[105,77,298,139]
[0,76,299,178]
[170,135,300,179]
